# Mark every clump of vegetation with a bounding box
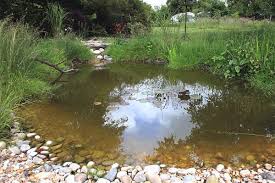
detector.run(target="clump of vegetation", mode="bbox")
[0,19,92,138]
[108,18,275,95]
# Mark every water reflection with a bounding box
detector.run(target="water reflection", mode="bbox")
[18,64,275,167]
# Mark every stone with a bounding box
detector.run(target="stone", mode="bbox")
[170,176,183,183]
[70,163,81,172]
[40,151,50,155]
[40,146,50,151]
[144,165,161,175]
[16,140,30,147]
[75,173,88,183]
[87,161,95,168]
[206,175,219,183]
[9,146,20,155]
[45,141,54,146]
[51,144,63,151]
[146,173,161,183]
[28,151,38,158]
[0,141,7,150]
[169,168,178,174]
[33,157,43,164]
[117,171,127,179]
[216,164,224,172]
[105,168,118,181]
[44,164,52,172]
[93,50,101,55]
[20,144,31,152]
[260,172,275,181]
[16,133,26,140]
[65,175,75,183]
[27,133,36,138]
[112,163,120,169]
[186,168,196,175]
[121,166,133,172]
[240,169,250,177]
[264,163,272,170]
[134,171,146,182]
[183,175,196,183]
[96,178,111,183]
[89,168,97,175]
[97,55,104,60]
[120,175,132,183]
[223,173,231,181]
[97,170,106,177]
[178,169,188,175]
[160,174,171,181]
[81,166,88,174]
[35,172,54,180]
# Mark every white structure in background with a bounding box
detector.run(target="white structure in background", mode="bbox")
[171,12,196,23]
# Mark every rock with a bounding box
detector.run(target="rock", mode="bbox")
[178,169,188,175]
[186,168,196,174]
[120,175,132,183]
[170,176,183,183]
[260,172,275,181]
[264,163,272,170]
[81,166,88,174]
[93,50,101,55]
[87,161,95,168]
[134,171,146,182]
[96,178,111,183]
[240,169,250,177]
[45,140,54,146]
[144,165,161,175]
[146,173,161,183]
[16,140,30,147]
[20,144,31,152]
[33,157,43,164]
[9,146,20,155]
[75,173,88,183]
[206,175,219,183]
[97,55,103,60]
[117,171,127,179]
[70,163,81,172]
[97,170,106,177]
[169,168,178,174]
[102,160,114,166]
[44,164,52,172]
[35,172,54,180]
[183,175,196,183]
[51,144,63,151]
[216,164,224,172]
[121,166,133,172]
[160,164,166,168]
[0,141,7,150]
[105,168,118,181]
[27,133,36,138]
[160,174,170,181]
[89,168,97,175]
[28,151,38,158]
[65,175,75,183]
[16,133,26,140]
[40,146,50,151]
[112,163,120,169]
[223,173,231,181]
[40,151,50,155]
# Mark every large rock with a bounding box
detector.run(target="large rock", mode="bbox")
[70,163,81,172]
[65,175,75,183]
[134,171,146,182]
[104,167,118,181]
[117,171,127,179]
[144,165,161,175]
[261,172,275,181]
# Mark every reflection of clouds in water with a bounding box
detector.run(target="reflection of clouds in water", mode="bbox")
[103,76,221,156]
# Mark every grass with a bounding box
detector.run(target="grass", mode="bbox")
[0,20,93,138]
[107,18,275,95]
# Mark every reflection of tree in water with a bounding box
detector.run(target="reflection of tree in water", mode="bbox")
[186,89,274,135]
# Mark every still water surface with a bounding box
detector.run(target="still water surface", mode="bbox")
[19,64,275,168]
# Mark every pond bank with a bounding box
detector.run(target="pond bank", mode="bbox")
[0,121,274,183]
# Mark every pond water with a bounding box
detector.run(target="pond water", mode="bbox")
[19,64,275,168]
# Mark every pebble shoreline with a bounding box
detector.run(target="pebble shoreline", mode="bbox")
[1,40,274,183]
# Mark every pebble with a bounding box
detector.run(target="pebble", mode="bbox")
[33,157,43,164]
[97,55,103,60]
[134,171,146,182]
[96,178,111,183]
[117,171,127,179]
[87,161,95,168]
[144,165,161,175]
[146,173,161,183]
[240,169,250,177]
[75,173,88,183]
[70,163,81,172]
[104,167,118,181]
[45,141,53,146]
[120,175,132,183]
[27,133,36,138]
[183,175,196,183]
[169,168,178,174]
[216,164,225,172]
[9,146,21,155]
[264,163,272,170]
[16,133,26,140]
[0,141,7,150]
[206,175,219,183]
[65,174,75,183]
[93,50,101,55]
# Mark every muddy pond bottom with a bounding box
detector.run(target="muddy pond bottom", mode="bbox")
[19,64,275,168]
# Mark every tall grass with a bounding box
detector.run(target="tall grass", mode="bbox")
[46,3,67,37]
[107,18,275,95]
[0,20,92,138]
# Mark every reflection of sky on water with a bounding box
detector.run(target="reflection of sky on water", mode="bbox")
[103,76,221,156]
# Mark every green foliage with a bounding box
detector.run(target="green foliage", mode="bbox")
[46,3,67,37]
[0,20,93,137]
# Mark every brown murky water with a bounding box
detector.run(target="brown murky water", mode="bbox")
[19,64,275,168]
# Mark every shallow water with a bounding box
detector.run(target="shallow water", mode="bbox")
[19,64,275,168]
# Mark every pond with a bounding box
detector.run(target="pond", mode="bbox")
[19,64,275,168]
